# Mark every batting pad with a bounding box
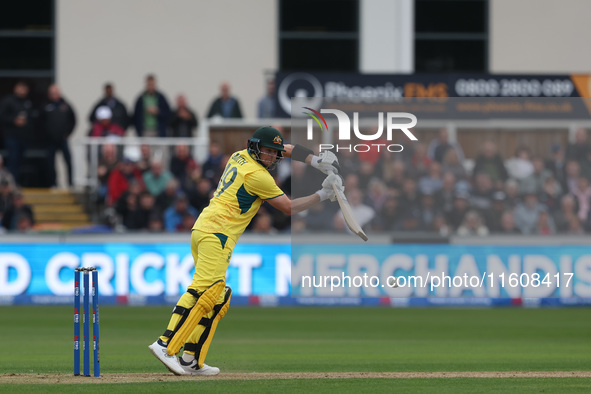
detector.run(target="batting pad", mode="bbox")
[159,291,199,343]
[197,287,232,368]
[167,281,225,356]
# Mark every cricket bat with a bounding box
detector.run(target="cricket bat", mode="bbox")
[332,184,369,241]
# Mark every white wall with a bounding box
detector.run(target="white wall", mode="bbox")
[56,0,277,138]
[490,0,591,73]
[360,0,413,73]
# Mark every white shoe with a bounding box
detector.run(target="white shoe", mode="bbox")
[148,339,185,376]
[179,358,220,376]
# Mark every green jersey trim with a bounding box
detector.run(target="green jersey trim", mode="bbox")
[236,184,258,214]
[263,193,285,201]
[213,233,229,249]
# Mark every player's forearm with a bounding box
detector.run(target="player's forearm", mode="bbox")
[283,144,313,164]
[290,193,321,215]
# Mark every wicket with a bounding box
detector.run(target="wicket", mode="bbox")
[74,267,100,377]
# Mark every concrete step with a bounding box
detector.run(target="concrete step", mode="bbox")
[34,205,85,214]
[22,188,72,195]
[36,212,90,222]
[33,222,95,231]
[24,195,77,204]
[21,188,92,229]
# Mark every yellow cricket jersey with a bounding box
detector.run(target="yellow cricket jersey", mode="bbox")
[193,149,284,242]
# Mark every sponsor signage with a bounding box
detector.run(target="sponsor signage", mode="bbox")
[1,243,590,302]
[275,72,591,120]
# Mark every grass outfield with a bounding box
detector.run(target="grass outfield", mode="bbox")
[1,306,590,392]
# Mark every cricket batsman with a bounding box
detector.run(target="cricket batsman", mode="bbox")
[149,126,342,375]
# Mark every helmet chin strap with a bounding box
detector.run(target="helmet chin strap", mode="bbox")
[248,139,282,170]
[258,151,282,171]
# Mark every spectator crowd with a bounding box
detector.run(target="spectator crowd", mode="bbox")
[0,75,261,188]
[0,74,278,232]
[2,76,591,236]
[290,127,591,237]
[94,138,291,234]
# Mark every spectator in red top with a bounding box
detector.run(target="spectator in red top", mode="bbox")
[106,155,145,206]
[90,106,125,138]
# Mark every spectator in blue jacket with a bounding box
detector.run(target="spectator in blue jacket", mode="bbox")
[132,75,171,137]
[164,192,199,232]
[207,82,243,119]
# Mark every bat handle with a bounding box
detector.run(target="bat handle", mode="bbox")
[329,172,345,199]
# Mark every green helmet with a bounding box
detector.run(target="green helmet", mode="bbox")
[248,126,285,169]
[249,126,286,152]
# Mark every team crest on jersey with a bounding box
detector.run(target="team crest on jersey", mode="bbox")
[273,136,283,145]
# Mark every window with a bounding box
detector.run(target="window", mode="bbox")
[0,0,55,99]
[0,37,53,70]
[1,0,53,31]
[414,0,488,72]
[279,0,359,72]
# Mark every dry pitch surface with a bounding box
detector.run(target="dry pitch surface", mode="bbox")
[3,371,591,384]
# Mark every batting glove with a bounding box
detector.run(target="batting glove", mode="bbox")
[315,187,335,202]
[311,151,340,175]
[320,173,344,202]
